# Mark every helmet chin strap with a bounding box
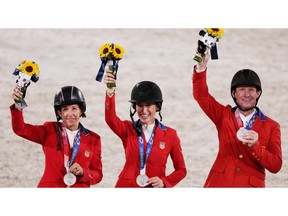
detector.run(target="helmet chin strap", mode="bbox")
[130,104,142,136]
[56,121,62,150]
[130,104,162,136]
[237,105,255,112]
[232,95,258,113]
[235,102,256,112]
[158,111,162,122]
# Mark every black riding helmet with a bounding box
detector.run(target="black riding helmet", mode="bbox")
[231,69,262,108]
[129,81,163,136]
[129,80,163,108]
[54,86,86,121]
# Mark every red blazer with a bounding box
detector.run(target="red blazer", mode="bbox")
[105,95,187,187]
[193,69,282,187]
[10,104,103,187]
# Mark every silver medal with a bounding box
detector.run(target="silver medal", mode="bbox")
[64,173,76,186]
[136,174,148,187]
[237,127,247,142]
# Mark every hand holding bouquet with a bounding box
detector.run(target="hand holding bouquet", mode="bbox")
[12,60,40,109]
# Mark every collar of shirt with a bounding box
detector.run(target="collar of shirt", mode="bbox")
[142,123,155,142]
[239,109,256,128]
[64,128,79,148]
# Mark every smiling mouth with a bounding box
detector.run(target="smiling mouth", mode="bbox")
[141,114,149,118]
[241,98,253,102]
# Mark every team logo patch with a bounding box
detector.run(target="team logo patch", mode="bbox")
[84,150,90,157]
[159,142,165,149]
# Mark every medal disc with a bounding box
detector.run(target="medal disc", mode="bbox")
[237,127,247,142]
[136,174,148,187]
[64,173,76,186]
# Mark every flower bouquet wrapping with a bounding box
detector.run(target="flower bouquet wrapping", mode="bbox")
[12,60,40,109]
[193,28,224,63]
[96,43,125,88]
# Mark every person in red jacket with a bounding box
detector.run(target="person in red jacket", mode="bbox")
[10,85,103,187]
[104,69,187,188]
[192,50,282,187]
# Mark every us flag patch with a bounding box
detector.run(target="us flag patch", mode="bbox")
[159,142,165,149]
[84,150,90,157]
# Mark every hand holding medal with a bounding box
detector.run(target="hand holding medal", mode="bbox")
[96,42,125,88]
[12,60,40,109]
[64,164,83,186]
[237,128,259,147]
[193,28,224,63]
[237,127,248,142]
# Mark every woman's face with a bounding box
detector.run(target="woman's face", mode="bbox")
[57,104,82,131]
[136,103,157,125]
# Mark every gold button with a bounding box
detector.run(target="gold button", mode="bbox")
[236,168,240,172]
[239,154,243,159]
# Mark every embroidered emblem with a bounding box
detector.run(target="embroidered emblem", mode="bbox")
[159,142,165,149]
[84,150,90,157]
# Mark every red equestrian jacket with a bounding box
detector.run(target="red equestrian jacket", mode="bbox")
[193,69,282,187]
[10,104,103,187]
[105,94,187,187]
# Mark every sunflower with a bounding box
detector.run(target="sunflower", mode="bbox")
[99,43,112,58]
[206,28,224,39]
[20,60,40,76]
[112,44,125,59]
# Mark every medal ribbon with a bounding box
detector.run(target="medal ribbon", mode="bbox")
[61,124,81,172]
[235,108,258,130]
[138,126,156,175]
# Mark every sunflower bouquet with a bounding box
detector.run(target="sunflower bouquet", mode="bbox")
[193,28,224,63]
[96,42,125,88]
[12,60,40,109]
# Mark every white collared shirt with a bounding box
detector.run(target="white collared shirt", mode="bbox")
[64,128,79,148]
[239,109,256,128]
[142,123,155,142]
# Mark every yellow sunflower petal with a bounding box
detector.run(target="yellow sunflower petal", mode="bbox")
[206,28,224,39]
[112,44,125,59]
[99,43,112,58]
[20,60,39,76]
